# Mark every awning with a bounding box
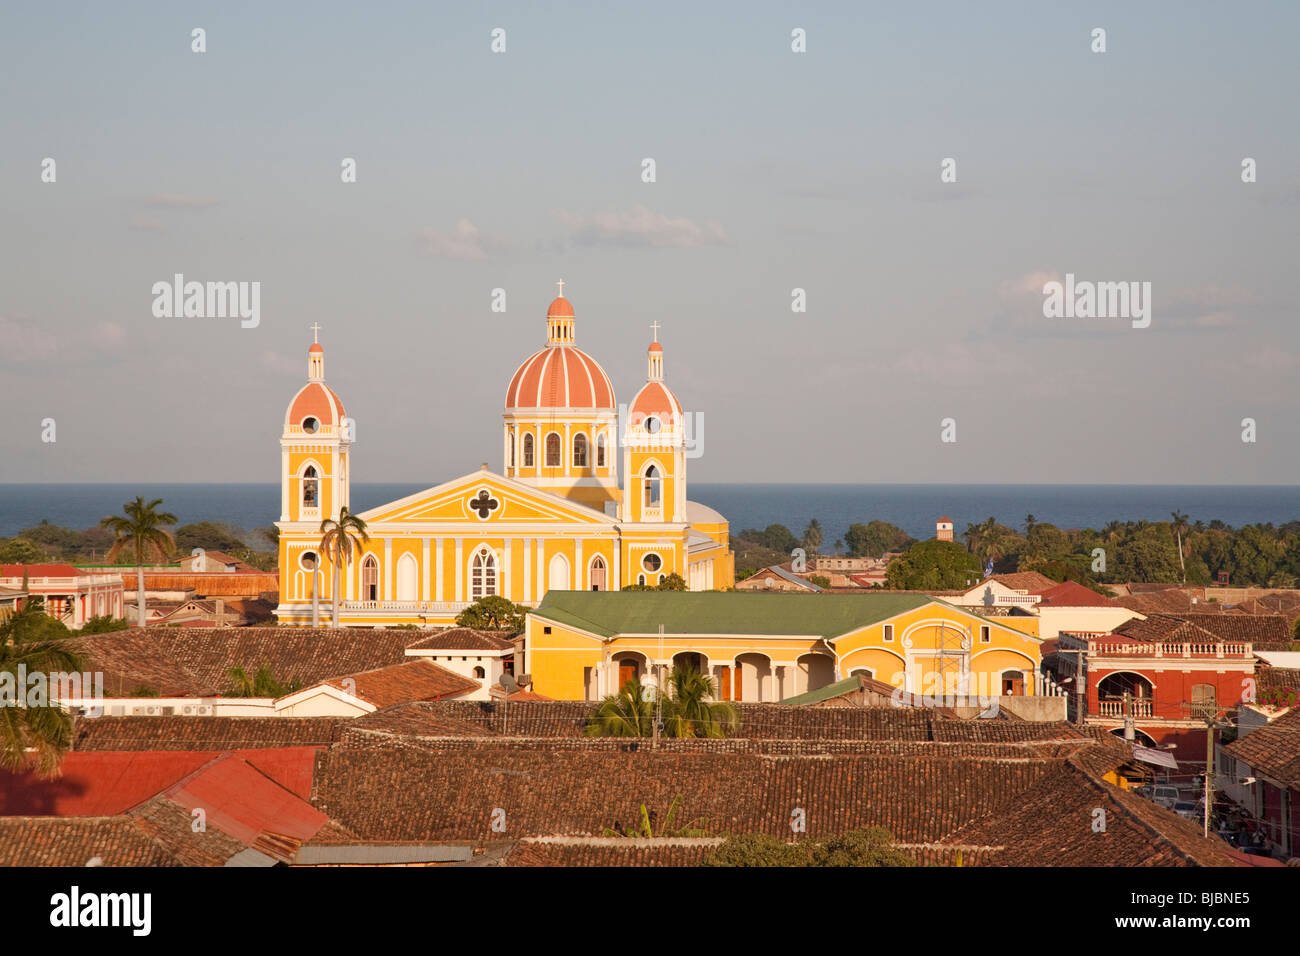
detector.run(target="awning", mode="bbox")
[1133,745,1179,770]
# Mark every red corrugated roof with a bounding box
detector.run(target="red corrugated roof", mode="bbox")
[0,751,213,816]
[1038,580,1117,607]
[0,563,86,578]
[164,754,327,846]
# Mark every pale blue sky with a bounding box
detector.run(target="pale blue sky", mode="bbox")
[1,1,1297,484]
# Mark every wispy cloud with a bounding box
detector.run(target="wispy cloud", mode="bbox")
[417,219,506,260]
[0,316,126,368]
[554,205,728,248]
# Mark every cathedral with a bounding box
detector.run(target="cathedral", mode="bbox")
[274,288,735,627]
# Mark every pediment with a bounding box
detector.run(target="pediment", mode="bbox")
[358,471,613,527]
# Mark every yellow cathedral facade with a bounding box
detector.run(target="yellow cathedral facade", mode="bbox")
[274,288,735,628]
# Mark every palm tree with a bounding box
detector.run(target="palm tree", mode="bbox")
[1025,514,1037,536]
[100,497,177,628]
[1170,510,1189,585]
[802,519,823,555]
[0,598,86,776]
[584,677,656,737]
[662,666,739,738]
[318,507,370,628]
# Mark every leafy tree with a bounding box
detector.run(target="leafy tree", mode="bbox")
[0,598,86,776]
[225,665,301,698]
[174,521,246,555]
[0,538,49,564]
[760,524,798,553]
[603,794,711,838]
[318,507,370,628]
[1109,525,1183,583]
[1170,510,1190,585]
[1024,522,1070,561]
[845,521,913,558]
[661,666,739,739]
[584,677,656,737]
[810,574,831,588]
[1228,526,1283,586]
[704,827,913,867]
[100,497,177,627]
[79,615,129,634]
[657,572,686,591]
[885,540,982,590]
[456,595,526,632]
[802,519,823,554]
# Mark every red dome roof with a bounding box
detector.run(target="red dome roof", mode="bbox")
[308,342,323,353]
[287,382,347,427]
[647,341,663,353]
[505,346,615,410]
[547,296,574,318]
[629,380,682,424]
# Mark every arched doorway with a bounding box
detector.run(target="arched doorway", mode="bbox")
[396,553,418,602]
[589,556,607,591]
[612,652,646,692]
[735,653,771,703]
[1098,672,1155,718]
[795,653,836,696]
[361,555,379,602]
[548,553,571,591]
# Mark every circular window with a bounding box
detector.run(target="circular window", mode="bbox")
[300,551,319,570]
[302,417,319,434]
[644,416,661,434]
[643,553,662,573]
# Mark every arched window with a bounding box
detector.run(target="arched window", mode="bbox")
[590,556,607,591]
[302,466,319,508]
[396,553,418,602]
[473,666,486,679]
[508,431,516,468]
[573,433,588,468]
[596,432,607,467]
[637,573,646,586]
[522,433,534,467]
[643,465,661,507]
[471,548,497,599]
[361,555,379,602]
[545,432,562,467]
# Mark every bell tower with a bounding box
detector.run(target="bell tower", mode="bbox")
[621,325,687,525]
[280,326,352,526]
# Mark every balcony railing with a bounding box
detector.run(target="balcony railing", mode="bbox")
[340,600,474,614]
[1097,698,1153,718]
[1089,641,1252,659]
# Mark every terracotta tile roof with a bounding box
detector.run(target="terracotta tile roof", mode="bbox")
[943,750,1241,866]
[1238,592,1300,627]
[505,837,720,866]
[0,817,180,867]
[404,627,518,651]
[1180,613,1292,651]
[1113,591,1198,615]
[349,703,500,738]
[66,630,215,696]
[1224,708,1300,789]
[92,626,424,692]
[1037,580,1118,607]
[73,716,346,751]
[986,572,1058,594]
[322,659,479,707]
[1258,667,1300,694]
[1112,615,1224,644]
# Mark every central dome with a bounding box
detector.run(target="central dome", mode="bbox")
[504,294,616,410]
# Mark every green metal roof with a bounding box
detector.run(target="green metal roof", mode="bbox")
[778,675,864,707]
[530,591,934,640]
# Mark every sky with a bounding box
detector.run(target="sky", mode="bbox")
[1,1,1298,486]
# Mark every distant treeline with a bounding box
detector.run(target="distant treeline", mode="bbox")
[0,519,279,571]
[736,514,1300,589]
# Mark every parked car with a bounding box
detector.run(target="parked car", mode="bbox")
[1151,786,1179,809]
[1173,801,1201,820]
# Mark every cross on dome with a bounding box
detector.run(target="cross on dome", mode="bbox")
[310,322,321,343]
[650,321,660,342]
[556,279,565,298]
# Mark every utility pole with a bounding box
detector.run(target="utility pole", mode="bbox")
[1055,647,1089,726]
[1203,715,1215,839]
[1123,690,1134,741]
[651,623,664,750]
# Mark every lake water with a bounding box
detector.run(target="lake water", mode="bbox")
[1,483,1296,548]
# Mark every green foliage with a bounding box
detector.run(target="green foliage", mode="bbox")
[0,538,49,564]
[704,827,913,867]
[455,595,526,632]
[585,667,742,739]
[802,519,823,554]
[810,574,831,588]
[738,524,799,554]
[584,677,655,737]
[603,794,712,838]
[79,615,130,634]
[0,598,85,776]
[845,520,914,558]
[885,540,982,590]
[657,573,686,591]
[174,521,246,554]
[224,665,301,698]
[128,687,159,698]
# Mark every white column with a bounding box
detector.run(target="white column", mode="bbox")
[563,423,571,477]
[280,448,290,520]
[536,538,545,596]
[454,538,464,602]
[612,539,621,591]
[504,538,513,599]
[383,538,393,601]
[421,537,431,602]
[575,538,584,591]
[435,538,444,601]
[523,538,532,603]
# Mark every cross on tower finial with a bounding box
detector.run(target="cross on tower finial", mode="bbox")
[310,322,321,343]
[650,321,661,343]
[556,279,565,298]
